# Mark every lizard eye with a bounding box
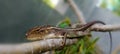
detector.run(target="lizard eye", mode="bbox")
[36,30,39,31]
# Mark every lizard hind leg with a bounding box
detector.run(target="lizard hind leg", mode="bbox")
[61,32,67,48]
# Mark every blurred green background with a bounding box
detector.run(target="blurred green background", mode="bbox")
[0,0,120,54]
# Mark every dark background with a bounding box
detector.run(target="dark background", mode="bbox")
[0,0,120,54]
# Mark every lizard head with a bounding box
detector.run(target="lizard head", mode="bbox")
[26,25,53,40]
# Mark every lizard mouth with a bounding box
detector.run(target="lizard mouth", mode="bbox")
[26,34,43,40]
[26,37,42,41]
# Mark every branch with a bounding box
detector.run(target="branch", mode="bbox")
[67,0,86,24]
[91,24,120,31]
[0,39,78,54]
[0,24,120,54]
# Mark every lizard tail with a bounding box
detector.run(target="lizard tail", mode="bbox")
[108,31,112,54]
[79,21,105,31]
[77,21,112,54]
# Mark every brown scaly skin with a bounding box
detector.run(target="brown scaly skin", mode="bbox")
[25,21,112,54]
[26,21,105,40]
[26,25,57,40]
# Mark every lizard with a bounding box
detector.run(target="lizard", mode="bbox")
[25,21,112,54]
[26,21,104,40]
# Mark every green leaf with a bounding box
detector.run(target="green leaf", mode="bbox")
[87,37,99,52]
[56,17,71,28]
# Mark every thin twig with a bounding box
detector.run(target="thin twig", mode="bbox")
[67,0,86,24]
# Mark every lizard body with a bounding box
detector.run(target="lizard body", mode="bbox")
[26,21,105,40]
[26,21,112,54]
